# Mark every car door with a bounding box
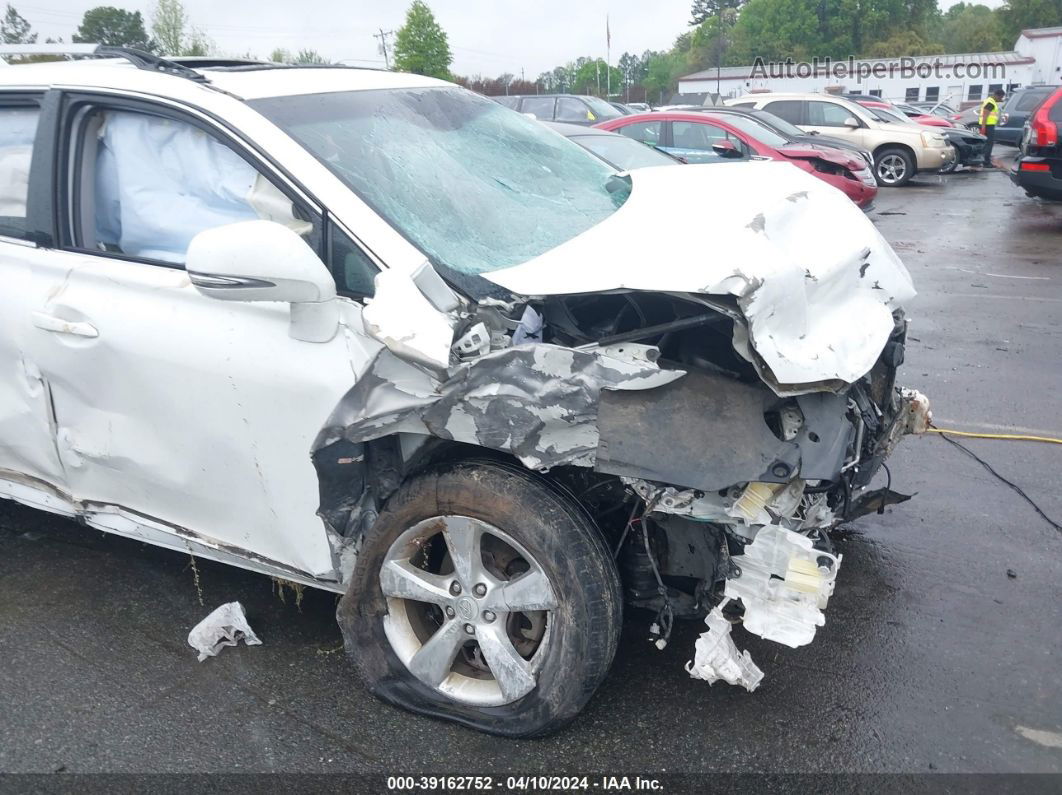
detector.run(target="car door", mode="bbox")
[614,117,665,150]
[0,93,72,507]
[665,119,747,164]
[520,96,557,121]
[556,96,595,124]
[22,93,383,579]
[803,99,867,148]
[761,100,804,126]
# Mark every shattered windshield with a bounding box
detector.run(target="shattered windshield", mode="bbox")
[252,87,629,276]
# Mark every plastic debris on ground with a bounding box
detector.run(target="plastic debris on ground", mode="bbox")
[686,610,764,691]
[187,601,262,662]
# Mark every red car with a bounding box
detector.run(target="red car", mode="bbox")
[595,111,878,209]
[858,99,953,128]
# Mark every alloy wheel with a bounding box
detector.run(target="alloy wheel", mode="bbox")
[877,154,908,185]
[380,515,557,706]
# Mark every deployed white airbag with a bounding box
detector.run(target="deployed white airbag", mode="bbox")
[94,112,309,262]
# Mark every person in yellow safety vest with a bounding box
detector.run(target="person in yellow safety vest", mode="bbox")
[977,89,1005,169]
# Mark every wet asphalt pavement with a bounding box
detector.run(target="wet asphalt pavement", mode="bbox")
[1,154,1061,776]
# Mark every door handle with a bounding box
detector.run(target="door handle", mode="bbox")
[31,312,99,338]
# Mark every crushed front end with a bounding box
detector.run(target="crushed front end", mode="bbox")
[316,163,930,691]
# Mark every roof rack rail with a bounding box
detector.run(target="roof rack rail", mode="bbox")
[0,43,208,83]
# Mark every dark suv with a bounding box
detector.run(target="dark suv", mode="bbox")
[1010,87,1062,200]
[997,86,1055,146]
[493,94,623,125]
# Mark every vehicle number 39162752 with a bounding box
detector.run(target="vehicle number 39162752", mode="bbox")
[386,776,664,791]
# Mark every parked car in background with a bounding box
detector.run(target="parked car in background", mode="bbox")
[997,86,1055,146]
[493,93,624,125]
[596,110,878,208]
[544,121,681,169]
[681,105,875,167]
[855,98,953,128]
[891,101,955,128]
[743,107,874,167]
[911,101,981,130]
[911,101,957,115]
[626,102,650,112]
[1011,86,1062,200]
[727,93,955,186]
[607,101,634,115]
[858,104,985,171]
[939,127,988,172]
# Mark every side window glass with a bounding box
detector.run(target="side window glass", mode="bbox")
[80,109,317,265]
[670,121,744,162]
[329,224,377,298]
[616,120,663,145]
[807,101,852,127]
[520,97,556,120]
[556,97,591,123]
[0,105,40,240]
[764,100,802,124]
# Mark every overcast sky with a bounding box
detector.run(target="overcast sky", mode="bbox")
[24,0,1002,77]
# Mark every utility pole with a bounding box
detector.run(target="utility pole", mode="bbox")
[373,28,394,69]
[606,13,611,99]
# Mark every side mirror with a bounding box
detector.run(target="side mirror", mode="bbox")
[188,220,339,343]
[843,117,860,128]
[712,140,744,159]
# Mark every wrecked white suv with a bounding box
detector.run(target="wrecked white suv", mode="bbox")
[0,50,930,737]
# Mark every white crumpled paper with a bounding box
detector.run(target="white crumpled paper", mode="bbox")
[187,601,262,662]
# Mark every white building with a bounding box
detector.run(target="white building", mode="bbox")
[678,26,1062,107]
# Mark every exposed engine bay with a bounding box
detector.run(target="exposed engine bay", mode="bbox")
[313,284,931,690]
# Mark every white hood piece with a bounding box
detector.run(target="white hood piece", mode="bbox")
[485,162,915,387]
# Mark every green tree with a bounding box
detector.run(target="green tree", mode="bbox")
[1,3,36,44]
[998,0,1062,42]
[150,0,210,56]
[293,48,329,64]
[151,0,184,54]
[569,58,622,96]
[73,6,154,50]
[864,29,943,56]
[642,51,683,103]
[393,0,452,79]
[726,0,821,63]
[935,3,1005,52]
[269,47,291,63]
[689,0,747,26]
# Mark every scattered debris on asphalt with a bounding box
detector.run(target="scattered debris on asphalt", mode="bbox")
[187,601,262,662]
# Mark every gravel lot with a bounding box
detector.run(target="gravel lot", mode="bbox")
[1,155,1060,776]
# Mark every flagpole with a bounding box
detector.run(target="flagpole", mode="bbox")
[606,13,611,99]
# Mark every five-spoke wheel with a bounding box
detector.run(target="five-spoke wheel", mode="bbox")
[338,459,622,737]
[380,515,557,705]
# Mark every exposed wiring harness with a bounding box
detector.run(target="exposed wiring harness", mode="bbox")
[928,422,1062,533]
[614,491,675,650]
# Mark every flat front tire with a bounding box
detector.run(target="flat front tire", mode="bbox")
[338,459,622,737]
